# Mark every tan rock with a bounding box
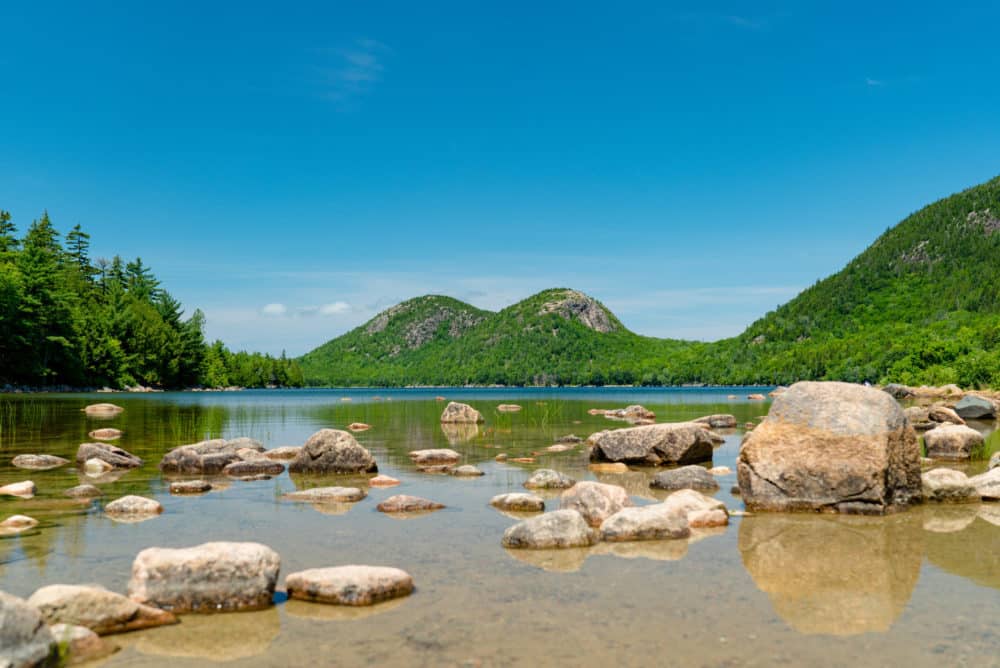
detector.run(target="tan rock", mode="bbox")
[12,454,69,470]
[88,428,122,441]
[285,566,413,606]
[490,493,545,512]
[0,480,36,498]
[282,487,366,503]
[559,481,631,527]
[408,448,460,465]
[923,424,984,461]
[347,422,371,431]
[440,401,484,424]
[369,474,400,487]
[0,514,39,534]
[105,495,162,518]
[263,446,301,461]
[28,584,177,635]
[501,509,599,549]
[376,495,444,513]
[921,468,980,503]
[599,504,690,542]
[497,404,522,412]
[83,403,123,416]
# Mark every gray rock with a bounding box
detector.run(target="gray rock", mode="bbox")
[375,495,444,513]
[263,446,301,461]
[559,481,631,527]
[650,465,720,492]
[450,465,484,477]
[11,455,69,471]
[159,438,262,475]
[556,434,584,444]
[127,542,281,613]
[105,495,162,518]
[75,442,142,469]
[440,402,484,424]
[0,591,57,668]
[523,469,576,490]
[287,429,378,475]
[968,467,1000,501]
[223,460,285,478]
[737,381,921,514]
[882,384,914,399]
[282,487,366,503]
[64,484,102,499]
[169,480,212,495]
[693,414,737,429]
[588,422,717,465]
[501,509,599,549]
[27,584,177,635]
[904,406,933,430]
[408,449,461,465]
[599,504,690,542]
[923,424,984,461]
[490,493,545,512]
[921,468,980,503]
[953,395,997,419]
[285,566,413,606]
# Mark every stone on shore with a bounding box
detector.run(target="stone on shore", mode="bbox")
[490,493,545,512]
[921,468,980,503]
[376,495,445,513]
[523,469,576,489]
[83,403,123,417]
[223,460,286,478]
[285,566,413,606]
[968,467,1000,501]
[650,465,720,492]
[27,584,177,635]
[65,484,102,498]
[287,429,377,475]
[12,454,69,471]
[88,428,123,441]
[599,504,690,542]
[450,465,484,477]
[0,591,57,668]
[737,381,921,514]
[923,424,984,460]
[283,487,366,503]
[559,481,631,527]
[76,442,142,469]
[440,401,484,424]
[105,495,162,519]
[263,446,301,461]
[369,475,400,487]
[0,481,36,499]
[953,395,997,420]
[159,438,264,475]
[587,422,717,465]
[127,542,281,613]
[501,509,599,549]
[694,414,737,429]
[407,449,461,465]
[169,480,212,495]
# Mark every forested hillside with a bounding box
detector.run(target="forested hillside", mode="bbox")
[0,210,303,389]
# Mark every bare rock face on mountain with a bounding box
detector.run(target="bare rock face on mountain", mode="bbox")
[363,297,486,352]
[737,381,922,514]
[537,289,619,333]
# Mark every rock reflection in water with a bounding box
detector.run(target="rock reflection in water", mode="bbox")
[738,513,923,636]
[504,546,591,573]
[440,423,479,445]
[590,539,688,562]
[920,504,978,534]
[284,596,407,621]
[119,605,280,661]
[924,515,1000,590]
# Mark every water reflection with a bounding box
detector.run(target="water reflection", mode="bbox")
[116,606,280,661]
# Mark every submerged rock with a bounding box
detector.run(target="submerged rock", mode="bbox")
[490,493,545,512]
[288,430,377,475]
[169,480,212,495]
[376,495,444,513]
[450,465,484,477]
[953,395,997,419]
[501,509,599,549]
[0,591,57,668]
[737,381,921,514]
[440,401,484,424]
[921,468,980,503]
[523,469,576,489]
[282,487,366,503]
[588,422,717,466]
[650,465,720,492]
[128,542,281,613]
[408,449,460,465]
[285,566,413,606]
[0,515,39,535]
[65,484,102,499]
[12,454,69,471]
[28,584,177,635]
[223,460,285,478]
[559,481,631,527]
[599,504,690,542]
[76,442,142,469]
[923,424,984,461]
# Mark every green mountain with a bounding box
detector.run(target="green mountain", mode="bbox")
[301,175,1000,388]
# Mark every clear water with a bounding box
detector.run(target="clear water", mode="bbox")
[0,389,997,667]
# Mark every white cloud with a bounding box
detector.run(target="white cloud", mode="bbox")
[316,38,390,106]
[866,77,884,87]
[261,303,287,317]
[319,301,351,315]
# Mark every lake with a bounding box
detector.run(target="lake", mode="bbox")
[1,388,998,666]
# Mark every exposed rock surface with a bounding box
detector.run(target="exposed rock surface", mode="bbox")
[923,424,984,460]
[490,493,545,512]
[375,495,444,513]
[88,428,122,441]
[28,585,177,635]
[76,443,142,469]
[737,381,921,514]
[523,469,576,489]
[694,414,737,429]
[538,289,619,333]
[501,509,599,549]
[408,449,460,465]
[65,484,102,498]
[105,496,162,518]
[559,481,631,527]
[968,467,1000,501]
[347,422,371,432]
[928,405,965,426]
[921,468,980,503]
[556,435,583,444]
[440,402,484,424]
[688,508,729,528]
[127,542,281,613]
[159,438,264,475]
[0,591,56,668]
[953,395,996,419]
[223,460,285,478]
[283,487,366,503]
[588,422,717,465]
[599,504,690,542]
[650,465,720,492]
[12,454,68,471]
[285,566,413,606]
[287,430,377,474]
[0,481,35,498]
[169,480,212,495]
[660,489,729,526]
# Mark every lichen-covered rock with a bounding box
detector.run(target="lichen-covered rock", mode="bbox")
[105,495,162,518]
[523,469,576,490]
[288,430,377,475]
[407,449,461,465]
[501,510,599,549]
[559,481,631,527]
[169,480,212,495]
[285,566,413,606]
[27,585,176,635]
[737,381,921,514]
[490,493,545,512]
[12,454,69,471]
[76,442,142,469]
[923,424,984,460]
[650,465,720,492]
[127,542,281,613]
[599,504,690,542]
[282,487,366,503]
[953,395,997,419]
[159,438,264,475]
[921,468,980,503]
[376,495,445,513]
[693,414,737,429]
[0,591,57,668]
[588,422,717,465]
[968,467,1000,501]
[440,402,484,424]
[0,481,36,498]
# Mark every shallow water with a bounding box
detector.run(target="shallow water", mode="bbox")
[1,388,998,667]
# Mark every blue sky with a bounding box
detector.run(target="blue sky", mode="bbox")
[2,1,999,355]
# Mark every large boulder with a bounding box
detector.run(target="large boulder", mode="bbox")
[650,465,720,492]
[588,422,717,465]
[285,566,413,606]
[737,381,921,514]
[287,430,377,474]
[968,467,1000,501]
[159,438,264,475]
[953,395,996,420]
[599,504,690,542]
[440,402,483,424]
[922,424,984,460]
[27,585,176,635]
[558,481,631,527]
[76,442,142,469]
[921,468,980,503]
[0,591,57,668]
[127,542,281,613]
[501,510,599,549]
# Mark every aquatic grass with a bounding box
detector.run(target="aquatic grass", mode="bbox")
[974,430,1000,461]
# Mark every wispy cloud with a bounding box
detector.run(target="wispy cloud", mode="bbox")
[865,77,885,87]
[723,15,768,30]
[316,38,390,107]
[261,303,287,317]
[262,301,354,318]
